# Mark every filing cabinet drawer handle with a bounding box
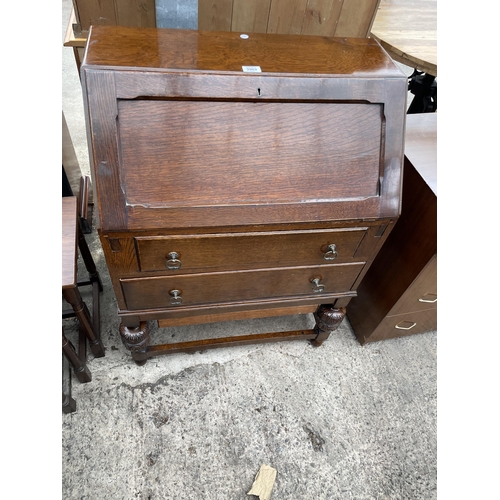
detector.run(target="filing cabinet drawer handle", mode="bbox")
[323,244,338,260]
[395,321,417,330]
[166,252,182,270]
[419,294,437,303]
[310,277,325,293]
[169,289,183,305]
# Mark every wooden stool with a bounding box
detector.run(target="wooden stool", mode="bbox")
[62,196,104,412]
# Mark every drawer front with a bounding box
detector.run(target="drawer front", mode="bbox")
[136,229,367,273]
[368,309,437,343]
[389,255,437,316]
[121,263,364,311]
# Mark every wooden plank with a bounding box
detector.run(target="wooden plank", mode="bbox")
[145,329,317,355]
[267,0,308,34]
[72,0,117,31]
[158,305,316,327]
[335,0,381,37]
[301,0,343,36]
[62,197,78,289]
[231,0,272,33]
[198,0,233,31]
[115,0,156,27]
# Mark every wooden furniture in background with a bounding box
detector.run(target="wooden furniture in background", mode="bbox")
[63,111,93,231]
[64,9,87,73]
[81,26,406,364]
[71,0,156,36]
[346,113,437,343]
[62,196,105,412]
[370,0,437,113]
[62,196,105,368]
[199,0,381,36]
[370,0,437,77]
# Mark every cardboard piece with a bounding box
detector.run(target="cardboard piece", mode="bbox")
[247,464,277,500]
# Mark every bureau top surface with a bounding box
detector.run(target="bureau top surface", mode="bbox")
[83,25,404,78]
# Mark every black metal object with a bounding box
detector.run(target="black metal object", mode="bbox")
[407,70,437,114]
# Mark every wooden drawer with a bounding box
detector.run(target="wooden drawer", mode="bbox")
[121,263,364,311]
[367,309,437,343]
[388,255,437,316]
[135,229,367,273]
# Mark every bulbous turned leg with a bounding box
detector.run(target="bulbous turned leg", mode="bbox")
[310,304,346,347]
[119,321,151,365]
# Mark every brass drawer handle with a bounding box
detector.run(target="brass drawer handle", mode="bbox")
[169,289,183,305]
[419,294,437,304]
[395,321,417,330]
[166,252,182,270]
[323,244,338,260]
[310,277,325,293]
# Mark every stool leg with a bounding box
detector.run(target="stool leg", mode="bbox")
[62,327,92,383]
[77,222,103,291]
[62,391,77,414]
[63,286,105,358]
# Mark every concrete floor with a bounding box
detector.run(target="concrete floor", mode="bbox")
[61,1,437,498]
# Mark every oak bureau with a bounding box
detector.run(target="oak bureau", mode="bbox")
[81,26,407,364]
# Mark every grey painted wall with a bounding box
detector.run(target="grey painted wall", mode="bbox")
[156,0,198,29]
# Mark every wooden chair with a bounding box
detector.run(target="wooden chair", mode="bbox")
[62,196,104,412]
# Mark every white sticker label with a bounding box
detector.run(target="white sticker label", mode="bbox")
[242,66,262,73]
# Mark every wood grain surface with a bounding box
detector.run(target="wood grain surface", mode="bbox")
[82,27,406,231]
[121,263,364,310]
[83,25,402,76]
[370,0,437,75]
[199,0,380,37]
[135,228,368,273]
[118,100,382,207]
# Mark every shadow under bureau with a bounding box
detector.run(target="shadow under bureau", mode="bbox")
[81,26,407,364]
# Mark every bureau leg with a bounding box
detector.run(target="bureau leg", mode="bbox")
[119,321,151,365]
[310,305,346,347]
